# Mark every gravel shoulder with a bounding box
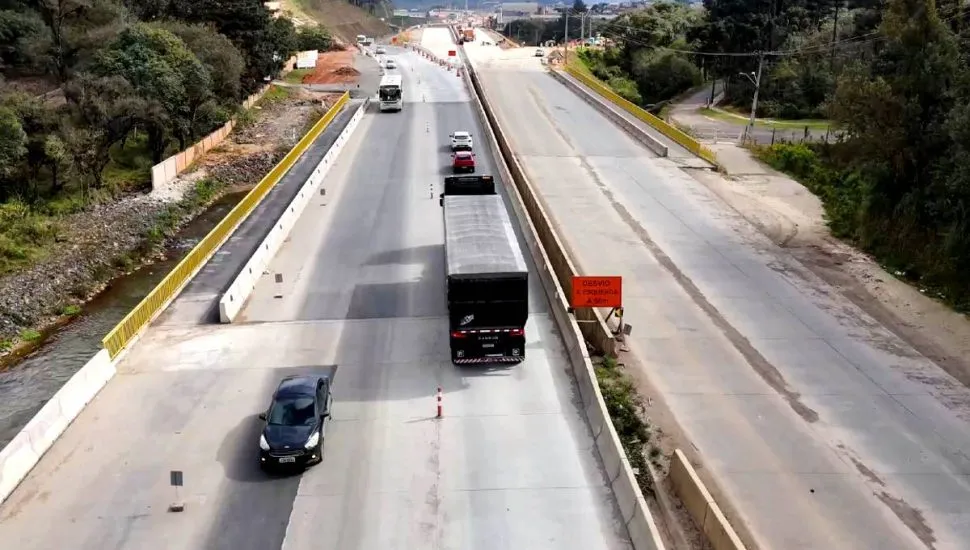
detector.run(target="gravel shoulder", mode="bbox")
[0,86,342,363]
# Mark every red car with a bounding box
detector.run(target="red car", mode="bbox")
[452,151,476,173]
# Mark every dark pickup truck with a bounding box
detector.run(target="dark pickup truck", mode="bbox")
[441,176,529,364]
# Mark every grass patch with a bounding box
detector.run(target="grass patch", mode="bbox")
[61,304,82,316]
[261,85,292,105]
[284,68,313,84]
[595,355,657,493]
[565,50,597,80]
[0,339,11,352]
[700,107,832,130]
[0,201,61,275]
[19,328,41,341]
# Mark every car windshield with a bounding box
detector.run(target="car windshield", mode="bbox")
[267,396,316,426]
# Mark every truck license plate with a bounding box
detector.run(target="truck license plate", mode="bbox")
[482,343,495,349]
[278,456,296,463]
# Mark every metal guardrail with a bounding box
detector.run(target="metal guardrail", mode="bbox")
[102,91,351,358]
[563,65,719,167]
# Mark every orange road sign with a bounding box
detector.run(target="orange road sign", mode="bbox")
[571,276,622,308]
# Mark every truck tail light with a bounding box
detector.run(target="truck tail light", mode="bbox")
[509,328,524,337]
[451,331,467,339]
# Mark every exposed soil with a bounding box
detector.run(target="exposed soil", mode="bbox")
[0,87,342,361]
[302,49,360,85]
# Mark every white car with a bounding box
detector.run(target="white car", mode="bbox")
[385,58,396,69]
[450,131,473,151]
[376,46,386,54]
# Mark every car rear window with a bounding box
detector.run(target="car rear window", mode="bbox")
[456,152,472,158]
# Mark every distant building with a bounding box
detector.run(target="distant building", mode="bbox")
[497,2,539,24]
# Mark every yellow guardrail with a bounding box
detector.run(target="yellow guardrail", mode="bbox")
[564,65,719,167]
[102,91,351,358]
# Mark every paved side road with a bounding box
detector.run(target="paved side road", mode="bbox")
[668,84,833,145]
[467,37,970,550]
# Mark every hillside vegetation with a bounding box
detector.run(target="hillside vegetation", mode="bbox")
[288,0,391,42]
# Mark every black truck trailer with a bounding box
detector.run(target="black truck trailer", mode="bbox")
[441,176,529,364]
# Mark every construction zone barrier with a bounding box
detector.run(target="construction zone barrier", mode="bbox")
[670,450,748,550]
[102,92,351,358]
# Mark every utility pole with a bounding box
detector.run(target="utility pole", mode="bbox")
[564,8,569,61]
[747,52,765,135]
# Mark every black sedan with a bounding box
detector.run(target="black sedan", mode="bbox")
[258,374,333,470]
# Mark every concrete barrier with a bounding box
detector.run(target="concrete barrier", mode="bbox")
[549,70,669,158]
[670,449,748,550]
[0,348,114,505]
[457,44,665,550]
[219,100,368,322]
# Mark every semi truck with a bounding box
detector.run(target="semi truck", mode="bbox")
[441,175,529,364]
[461,28,475,43]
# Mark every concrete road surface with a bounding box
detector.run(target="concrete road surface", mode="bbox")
[466,35,970,550]
[0,42,631,550]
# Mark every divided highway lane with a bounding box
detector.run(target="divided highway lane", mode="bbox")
[466,38,970,550]
[238,43,631,550]
[0,46,631,550]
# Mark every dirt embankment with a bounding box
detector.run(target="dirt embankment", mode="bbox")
[280,0,389,43]
[0,87,342,356]
[298,48,361,85]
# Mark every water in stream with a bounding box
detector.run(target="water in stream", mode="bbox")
[0,191,247,448]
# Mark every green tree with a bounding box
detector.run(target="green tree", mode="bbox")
[160,21,246,104]
[93,23,213,160]
[165,0,297,94]
[28,0,124,82]
[296,24,333,52]
[0,9,47,71]
[0,106,27,183]
[62,74,142,191]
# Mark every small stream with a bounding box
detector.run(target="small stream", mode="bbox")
[0,191,248,448]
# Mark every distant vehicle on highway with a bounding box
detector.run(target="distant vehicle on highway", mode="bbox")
[385,58,396,69]
[258,374,332,470]
[535,48,544,57]
[376,45,386,54]
[452,151,476,173]
[450,130,473,151]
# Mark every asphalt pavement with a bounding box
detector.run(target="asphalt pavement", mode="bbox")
[0,40,632,550]
[467,37,970,550]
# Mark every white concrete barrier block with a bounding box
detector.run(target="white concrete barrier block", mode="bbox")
[611,458,640,523]
[596,420,624,483]
[0,435,39,504]
[626,497,667,550]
